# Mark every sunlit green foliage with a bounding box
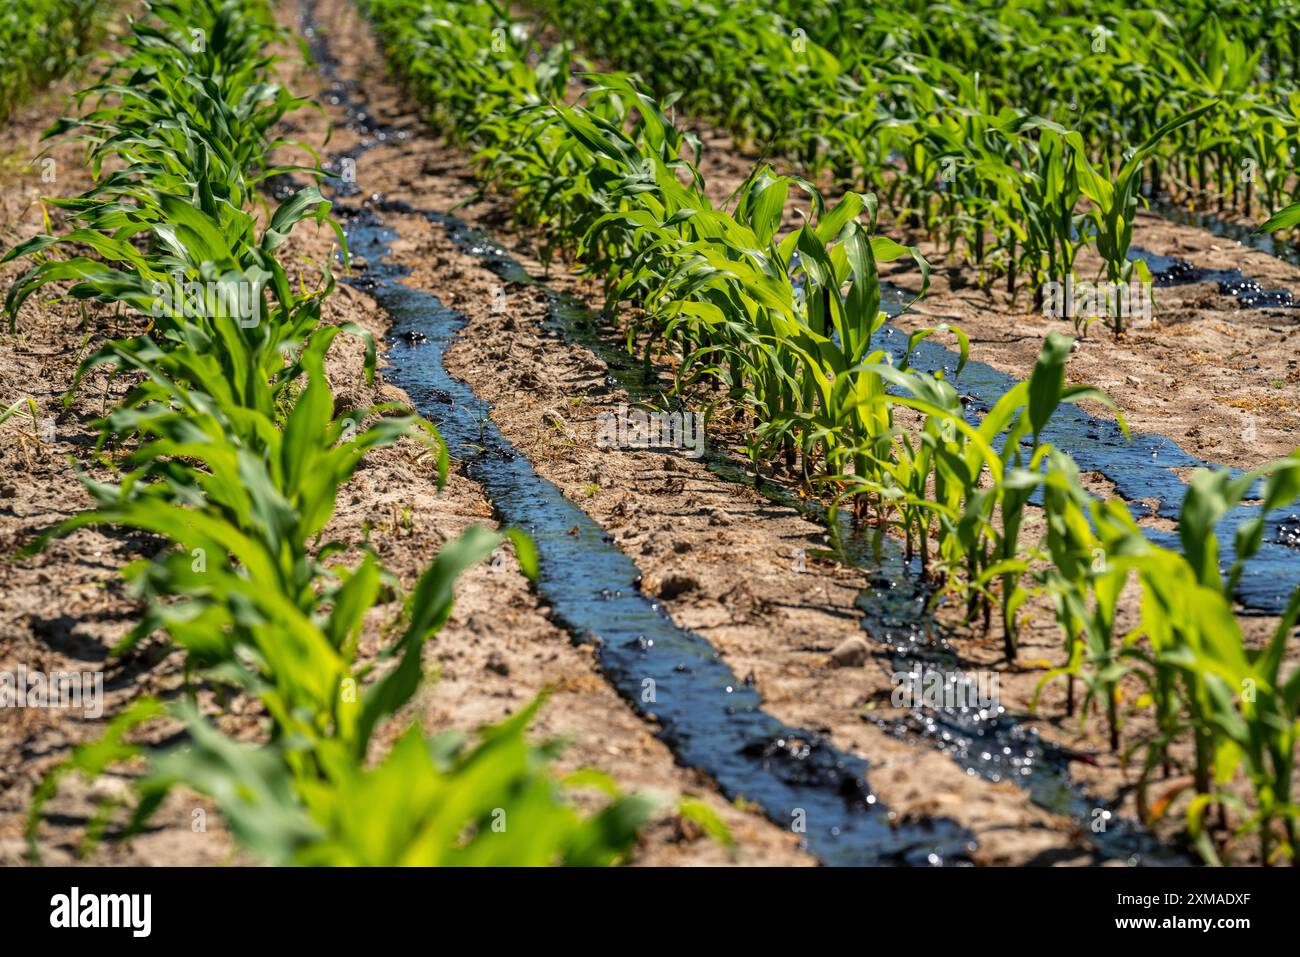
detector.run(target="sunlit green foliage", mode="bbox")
[0,0,105,123]
[533,1,1300,329]
[9,0,648,867]
[362,0,1300,863]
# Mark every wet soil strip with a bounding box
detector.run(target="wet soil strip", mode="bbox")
[460,237,1182,864]
[853,546,1188,865]
[1129,246,1298,309]
[298,2,973,866]
[1148,196,1300,272]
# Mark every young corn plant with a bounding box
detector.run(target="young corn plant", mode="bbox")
[1135,454,1300,864]
[1034,451,1135,750]
[29,530,652,866]
[1016,124,1090,323]
[851,333,1123,661]
[1035,450,1300,863]
[1073,104,1216,335]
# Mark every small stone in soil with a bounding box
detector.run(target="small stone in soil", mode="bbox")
[829,636,870,668]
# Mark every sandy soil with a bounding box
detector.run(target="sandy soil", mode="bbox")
[3,0,1294,868]
[287,0,1175,865]
[0,8,807,867]
[322,0,1298,865]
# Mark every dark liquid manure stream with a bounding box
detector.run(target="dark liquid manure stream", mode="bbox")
[297,1,974,866]
[1129,245,1298,309]
[300,0,1300,865]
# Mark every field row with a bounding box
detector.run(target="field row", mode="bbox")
[2,0,1297,866]
[533,0,1300,333]
[356,0,1300,862]
[5,0,649,865]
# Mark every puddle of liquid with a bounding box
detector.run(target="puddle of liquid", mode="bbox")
[853,547,1187,866]
[1129,246,1297,309]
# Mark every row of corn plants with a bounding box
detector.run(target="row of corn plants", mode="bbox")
[530,0,1300,335]
[360,0,1300,863]
[361,0,1046,643]
[4,0,649,865]
[0,0,108,124]
[1034,450,1300,864]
